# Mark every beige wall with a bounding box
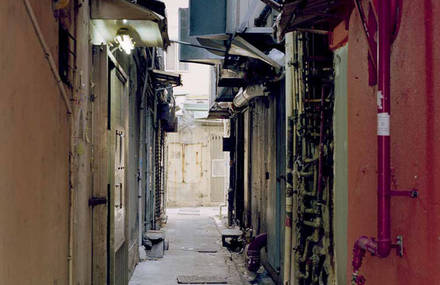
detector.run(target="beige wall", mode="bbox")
[166,123,226,207]
[0,1,70,283]
[0,1,94,284]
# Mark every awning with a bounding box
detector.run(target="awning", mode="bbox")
[150,70,182,87]
[275,0,351,41]
[90,0,169,48]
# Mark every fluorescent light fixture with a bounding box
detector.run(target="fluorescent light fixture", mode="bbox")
[91,20,164,48]
[115,28,135,54]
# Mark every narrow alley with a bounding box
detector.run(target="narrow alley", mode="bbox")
[130,208,246,285]
[2,0,440,285]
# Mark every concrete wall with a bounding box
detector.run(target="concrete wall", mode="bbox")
[346,1,440,283]
[166,122,226,207]
[0,1,70,283]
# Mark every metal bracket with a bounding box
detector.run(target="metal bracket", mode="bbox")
[392,235,404,257]
[89,196,107,207]
[390,189,418,198]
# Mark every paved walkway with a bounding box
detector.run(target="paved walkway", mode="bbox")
[129,207,246,285]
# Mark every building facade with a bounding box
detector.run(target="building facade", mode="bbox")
[183,0,440,284]
[1,0,178,284]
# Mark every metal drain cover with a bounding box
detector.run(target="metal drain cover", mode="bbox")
[177,275,227,284]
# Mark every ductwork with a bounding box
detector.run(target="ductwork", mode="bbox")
[232,85,266,108]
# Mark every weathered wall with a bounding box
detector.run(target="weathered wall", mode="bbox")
[166,122,226,207]
[72,1,93,284]
[346,0,440,283]
[0,1,69,283]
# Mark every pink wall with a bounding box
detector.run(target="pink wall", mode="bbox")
[346,0,440,283]
[0,1,70,283]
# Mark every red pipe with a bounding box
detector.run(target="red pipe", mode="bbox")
[352,0,393,283]
[246,233,267,272]
[377,0,392,258]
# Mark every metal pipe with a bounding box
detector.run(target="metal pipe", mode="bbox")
[246,233,268,272]
[317,87,325,196]
[352,1,393,283]
[23,0,73,115]
[232,85,266,108]
[283,32,295,285]
[377,0,392,258]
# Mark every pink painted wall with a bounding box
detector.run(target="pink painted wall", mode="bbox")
[346,0,440,283]
[0,1,70,283]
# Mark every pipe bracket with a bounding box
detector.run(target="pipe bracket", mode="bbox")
[390,189,418,198]
[391,235,404,257]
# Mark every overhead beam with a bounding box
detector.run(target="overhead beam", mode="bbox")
[259,0,283,11]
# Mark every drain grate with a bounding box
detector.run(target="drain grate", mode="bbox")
[177,275,228,284]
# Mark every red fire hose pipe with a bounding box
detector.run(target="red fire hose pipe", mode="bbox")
[351,0,413,283]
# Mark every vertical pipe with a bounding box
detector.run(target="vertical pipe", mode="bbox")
[377,0,392,257]
[138,96,145,246]
[283,32,294,284]
[317,87,325,196]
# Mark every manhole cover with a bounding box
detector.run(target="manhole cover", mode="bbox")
[177,275,227,284]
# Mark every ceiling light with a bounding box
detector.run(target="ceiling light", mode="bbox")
[115,28,135,55]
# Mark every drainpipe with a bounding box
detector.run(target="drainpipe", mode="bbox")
[246,233,268,272]
[232,85,266,108]
[22,1,74,285]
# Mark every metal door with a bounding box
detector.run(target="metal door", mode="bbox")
[109,66,129,285]
[91,45,128,285]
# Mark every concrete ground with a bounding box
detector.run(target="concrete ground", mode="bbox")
[129,207,248,285]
